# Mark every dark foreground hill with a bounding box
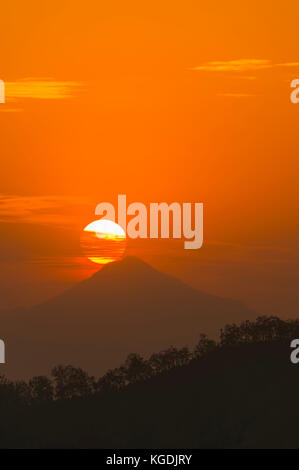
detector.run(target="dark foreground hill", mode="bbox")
[1,256,256,379]
[0,333,299,448]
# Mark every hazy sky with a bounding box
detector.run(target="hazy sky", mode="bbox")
[0,1,298,316]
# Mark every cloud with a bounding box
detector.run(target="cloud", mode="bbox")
[0,195,90,226]
[5,79,81,100]
[276,62,299,68]
[191,59,271,72]
[191,59,299,72]
[0,108,23,113]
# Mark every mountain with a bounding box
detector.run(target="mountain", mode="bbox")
[0,256,257,379]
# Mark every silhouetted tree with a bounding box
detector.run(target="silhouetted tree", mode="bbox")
[13,380,32,404]
[29,376,54,402]
[97,366,126,393]
[124,353,153,384]
[51,365,95,400]
[149,346,191,374]
[193,334,217,359]
[0,315,298,408]
[0,375,15,402]
[220,316,299,346]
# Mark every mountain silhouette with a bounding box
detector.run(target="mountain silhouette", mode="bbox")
[1,256,257,379]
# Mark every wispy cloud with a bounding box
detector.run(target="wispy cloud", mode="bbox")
[0,108,23,113]
[192,59,271,72]
[191,59,299,72]
[0,195,90,226]
[276,62,299,68]
[5,79,81,100]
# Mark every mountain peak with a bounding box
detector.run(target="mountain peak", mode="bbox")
[91,255,157,279]
[2,254,257,379]
[112,255,149,267]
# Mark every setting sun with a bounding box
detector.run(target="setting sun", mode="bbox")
[81,219,126,265]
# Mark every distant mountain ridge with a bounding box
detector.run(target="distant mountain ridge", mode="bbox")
[0,256,257,379]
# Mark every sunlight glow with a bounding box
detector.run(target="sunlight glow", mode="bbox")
[81,220,126,265]
[84,219,125,237]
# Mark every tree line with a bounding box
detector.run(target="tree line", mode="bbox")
[1,315,298,403]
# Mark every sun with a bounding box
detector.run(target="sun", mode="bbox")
[81,219,126,265]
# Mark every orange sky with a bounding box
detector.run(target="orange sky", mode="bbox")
[0,1,298,316]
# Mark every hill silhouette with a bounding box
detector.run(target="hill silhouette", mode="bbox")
[1,256,256,379]
[0,315,298,448]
